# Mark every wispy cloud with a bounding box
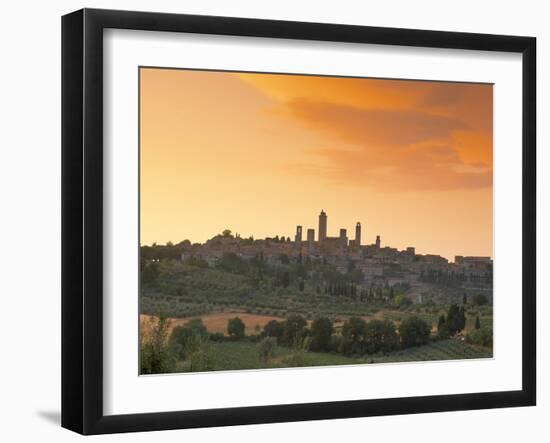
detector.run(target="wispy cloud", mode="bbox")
[236,74,492,192]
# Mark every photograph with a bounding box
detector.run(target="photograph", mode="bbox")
[138,68,494,374]
[1,0,544,439]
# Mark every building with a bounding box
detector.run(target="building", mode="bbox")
[295,225,302,244]
[307,228,315,249]
[339,228,348,247]
[318,210,327,242]
[177,209,492,292]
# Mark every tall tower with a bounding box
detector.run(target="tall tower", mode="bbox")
[355,222,361,247]
[339,228,348,246]
[375,235,381,249]
[318,210,327,243]
[295,225,303,244]
[307,228,315,249]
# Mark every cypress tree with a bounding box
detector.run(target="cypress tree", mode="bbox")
[475,315,481,329]
[437,314,446,330]
[459,306,466,330]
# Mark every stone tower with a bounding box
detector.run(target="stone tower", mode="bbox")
[318,210,327,243]
[295,225,303,244]
[376,235,381,249]
[339,228,348,246]
[355,222,361,247]
[307,228,315,249]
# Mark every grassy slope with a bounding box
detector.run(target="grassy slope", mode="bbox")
[142,261,382,318]
[178,339,492,373]
[142,262,493,327]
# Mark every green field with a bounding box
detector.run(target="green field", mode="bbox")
[141,261,492,328]
[174,339,492,373]
[141,261,380,319]
[366,339,492,364]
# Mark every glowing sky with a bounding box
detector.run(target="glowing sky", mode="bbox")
[140,68,493,261]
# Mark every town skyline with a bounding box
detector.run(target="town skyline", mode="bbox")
[141,209,492,262]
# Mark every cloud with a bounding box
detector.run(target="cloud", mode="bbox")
[234,72,493,192]
[420,84,464,107]
[285,98,468,147]
[279,99,492,191]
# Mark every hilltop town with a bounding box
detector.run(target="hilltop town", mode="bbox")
[170,210,492,301]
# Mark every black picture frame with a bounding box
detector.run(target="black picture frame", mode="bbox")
[61,8,536,435]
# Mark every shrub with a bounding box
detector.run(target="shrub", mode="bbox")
[282,336,311,367]
[258,337,277,362]
[472,294,489,306]
[169,318,209,359]
[209,332,225,342]
[262,319,284,342]
[394,294,413,309]
[185,335,213,372]
[140,314,175,374]
[399,316,431,348]
[141,261,160,285]
[467,325,493,348]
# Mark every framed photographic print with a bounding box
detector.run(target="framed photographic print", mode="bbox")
[61,8,536,435]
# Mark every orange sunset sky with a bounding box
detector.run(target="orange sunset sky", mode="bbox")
[140,68,493,261]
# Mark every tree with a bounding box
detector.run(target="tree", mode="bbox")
[221,229,232,237]
[340,317,367,355]
[186,340,213,372]
[258,337,277,362]
[141,260,160,284]
[437,314,446,330]
[446,303,466,335]
[299,280,305,292]
[217,252,248,274]
[475,315,481,329]
[463,293,468,305]
[458,306,466,330]
[140,314,174,374]
[283,314,308,346]
[227,317,246,340]
[472,294,489,306]
[280,271,291,288]
[282,335,311,367]
[363,319,399,354]
[437,314,450,339]
[310,317,334,352]
[399,316,431,348]
[263,319,284,342]
[169,318,209,359]
[394,294,413,308]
